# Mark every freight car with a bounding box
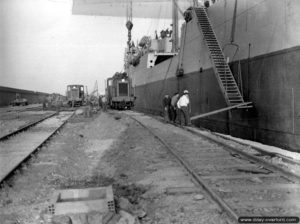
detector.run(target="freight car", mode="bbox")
[106,72,135,110]
[66,84,85,107]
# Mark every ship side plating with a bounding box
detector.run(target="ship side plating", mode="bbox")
[129,0,300,151]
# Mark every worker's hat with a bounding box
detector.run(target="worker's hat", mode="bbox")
[183,90,189,94]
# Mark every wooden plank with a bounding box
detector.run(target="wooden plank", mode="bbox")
[236,167,271,174]
[187,152,231,158]
[229,199,300,210]
[165,187,202,195]
[202,173,280,180]
[187,157,246,166]
[212,184,300,192]
[191,102,252,121]
[215,133,300,166]
[192,163,258,169]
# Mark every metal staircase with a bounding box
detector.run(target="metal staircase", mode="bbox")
[193,7,249,107]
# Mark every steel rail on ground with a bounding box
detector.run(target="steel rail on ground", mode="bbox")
[0,112,57,141]
[0,112,74,185]
[128,115,239,222]
[148,112,300,182]
[2,104,43,113]
[184,127,300,182]
[127,112,300,223]
[213,132,300,166]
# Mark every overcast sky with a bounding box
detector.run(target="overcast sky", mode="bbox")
[0,0,172,95]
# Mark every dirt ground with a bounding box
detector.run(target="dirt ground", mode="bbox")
[0,110,229,224]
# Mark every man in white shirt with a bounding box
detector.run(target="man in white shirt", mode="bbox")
[177,90,191,126]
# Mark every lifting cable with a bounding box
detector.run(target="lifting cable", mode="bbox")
[158,57,174,102]
[222,0,242,93]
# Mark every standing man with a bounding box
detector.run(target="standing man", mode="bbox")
[42,96,47,110]
[102,95,107,112]
[98,96,103,111]
[170,92,179,123]
[177,90,191,126]
[162,94,171,123]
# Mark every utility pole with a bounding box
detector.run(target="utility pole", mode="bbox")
[96,80,99,98]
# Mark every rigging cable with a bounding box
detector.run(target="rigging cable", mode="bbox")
[153,4,162,37]
[158,57,174,102]
[214,0,268,30]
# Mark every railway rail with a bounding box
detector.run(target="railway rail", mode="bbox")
[0,112,73,184]
[213,133,300,167]
[126,111,300,223]
[0,105,79,140]
[0,111,57,141]
[0,104,43,113]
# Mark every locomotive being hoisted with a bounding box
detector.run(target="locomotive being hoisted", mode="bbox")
[106,72,135,110]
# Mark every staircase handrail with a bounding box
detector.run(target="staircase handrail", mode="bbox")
[192,6,245,106]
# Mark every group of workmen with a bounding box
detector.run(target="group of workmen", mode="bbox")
[162,90,191,126]
[98,95,107,112]
[155,28,173,40]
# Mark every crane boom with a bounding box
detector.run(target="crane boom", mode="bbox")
[73,0,191,19]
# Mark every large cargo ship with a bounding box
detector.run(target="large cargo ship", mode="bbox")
[125,0,300,152]
[72,0,300,152]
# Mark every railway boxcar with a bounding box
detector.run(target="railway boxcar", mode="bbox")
[66,84,84,106]
[106,72,135,110]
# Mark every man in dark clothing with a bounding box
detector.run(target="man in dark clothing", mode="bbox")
[102,96,107,112]
[162,95,171,122]
[160,30,167,39]
[98,96,103,110]
[165,28,170,37]
[42,96,47,110]
[170,92,179,123]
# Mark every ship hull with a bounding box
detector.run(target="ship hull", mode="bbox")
[133,46,300,152]
[130,0,300,152]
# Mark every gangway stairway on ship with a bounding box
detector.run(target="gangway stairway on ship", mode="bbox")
[193,7,251,108]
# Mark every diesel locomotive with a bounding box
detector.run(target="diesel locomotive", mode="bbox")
[106,72,135,110]
[66,84,85,107]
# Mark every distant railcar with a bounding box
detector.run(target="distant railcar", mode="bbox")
[66,84,84,106]
[10,93,28,106]
[106,73,135,110]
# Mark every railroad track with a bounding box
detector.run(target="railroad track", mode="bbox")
[0,111,57,141]
[126,111,300,223]
[0,112,73,184]
[0,104,43,113]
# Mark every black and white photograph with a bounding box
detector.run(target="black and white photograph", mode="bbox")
[0,0,300,223]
